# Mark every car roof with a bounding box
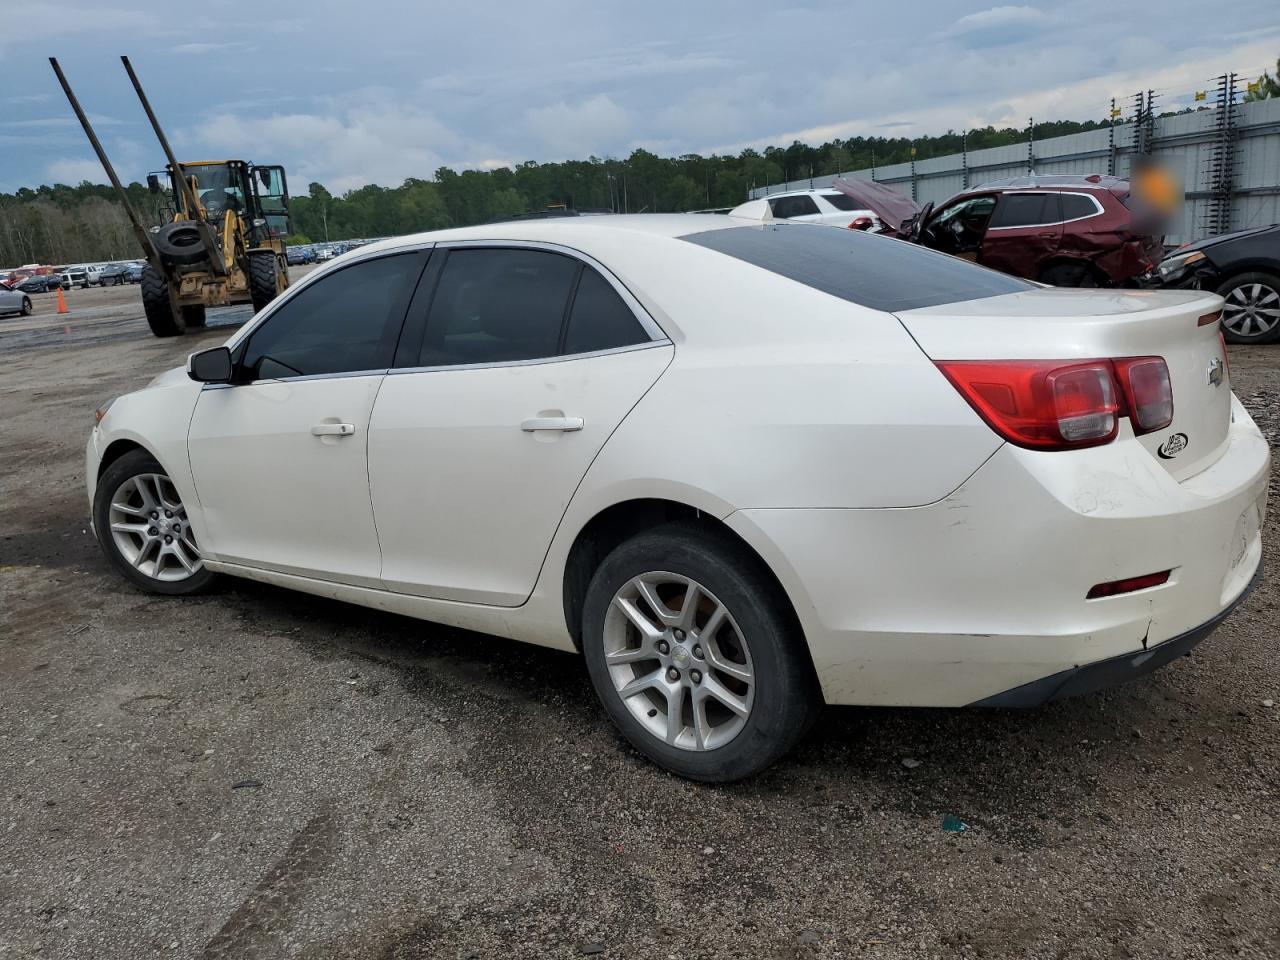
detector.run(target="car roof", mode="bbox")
[963,174,1128,194]
[355,213,755,257]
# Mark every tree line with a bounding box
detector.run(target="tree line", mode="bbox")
[0,116,1158,266]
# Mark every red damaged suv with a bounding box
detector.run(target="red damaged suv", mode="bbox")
[835,174,1164,287]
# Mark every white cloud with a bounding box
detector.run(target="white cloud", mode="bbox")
[45,158,108,183]
[525,95,631,159]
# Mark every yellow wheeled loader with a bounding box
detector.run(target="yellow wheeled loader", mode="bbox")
[51,56,292,337]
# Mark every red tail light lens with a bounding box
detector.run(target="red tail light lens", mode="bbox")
[1113,357,1173,434]
[936,360,1119,449]
[938,356,1175,450]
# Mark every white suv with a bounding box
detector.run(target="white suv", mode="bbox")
[756,189,882,230]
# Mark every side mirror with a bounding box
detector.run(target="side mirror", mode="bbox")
[188,346,233,383]
[147,174,161,194]
[848,216,874,231]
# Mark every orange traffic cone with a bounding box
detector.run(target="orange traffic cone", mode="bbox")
[56,286,69,315]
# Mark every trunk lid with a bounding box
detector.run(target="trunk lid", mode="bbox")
[897,288,1232,480]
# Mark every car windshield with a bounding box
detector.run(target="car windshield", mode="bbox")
[682,223,1033,312]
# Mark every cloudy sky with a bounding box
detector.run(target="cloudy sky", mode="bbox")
[2,0,1277,194]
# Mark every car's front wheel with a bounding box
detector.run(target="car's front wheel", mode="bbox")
[93,449,214,595]
[582,523,820,782]
[1219,271,1280,344]
[20,297,32,316]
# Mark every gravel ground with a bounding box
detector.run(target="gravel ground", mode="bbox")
[1,281,1278,959]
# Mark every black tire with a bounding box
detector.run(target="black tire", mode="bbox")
[140,263,186,338]
[181,304,207,328]
[93,449,215,596]
[153,222,212,267]
[248,251,279,313]
[1039,262,1098,287]
[581,522,821,782]
[20,297,32,316]
[1217,271,1280,345]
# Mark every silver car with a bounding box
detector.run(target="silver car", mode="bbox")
[0,283,33,317]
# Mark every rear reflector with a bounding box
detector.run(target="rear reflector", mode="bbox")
[1198,309,1223,326]
[1086,570,1171,599]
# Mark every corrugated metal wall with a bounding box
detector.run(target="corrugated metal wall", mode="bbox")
[749,98,1280,244]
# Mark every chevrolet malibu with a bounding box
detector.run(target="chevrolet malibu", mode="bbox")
[87,215,1269,781]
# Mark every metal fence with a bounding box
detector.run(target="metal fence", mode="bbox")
[749,95,1280,245]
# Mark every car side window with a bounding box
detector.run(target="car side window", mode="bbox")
[821,193,859,211]
[564,267,649,354]
[769,195,820,219]
[989,193,1060,228]
[239,252,424,380]
[1060,194,1100,220]
[417,248,580,367]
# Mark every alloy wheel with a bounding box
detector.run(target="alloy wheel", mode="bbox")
[1222,282,1280,339]
[602,572,755,751]
[108,472,202,582]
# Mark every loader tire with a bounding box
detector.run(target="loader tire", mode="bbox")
[153,222,211,267]
[141,264,186,338]
[248,251,280,314]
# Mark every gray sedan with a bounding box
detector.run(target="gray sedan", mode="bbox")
[0,283,33,317]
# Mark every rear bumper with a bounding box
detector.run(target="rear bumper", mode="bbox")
[727,395,1269,706]
[972,560,1261,707]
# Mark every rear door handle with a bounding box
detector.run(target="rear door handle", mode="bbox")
[310,423,356,437]
[521,416,584,432]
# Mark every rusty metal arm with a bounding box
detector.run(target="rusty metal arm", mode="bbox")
[119,55,227,275]
[48,57,161,268]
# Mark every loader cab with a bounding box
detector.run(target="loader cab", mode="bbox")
[156,160,291,245]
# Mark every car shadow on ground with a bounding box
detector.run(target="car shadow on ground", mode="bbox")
[208,570,1212,847]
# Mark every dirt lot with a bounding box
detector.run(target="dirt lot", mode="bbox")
[2,278,1279,960]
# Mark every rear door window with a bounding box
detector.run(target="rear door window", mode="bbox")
[989,193,1060,228]
[821,193,860,211]
[1060,193,1101,220]
[769,195,821,219]
[682,223,1032,311]
[416,248,580,367]
[563,267,649,354]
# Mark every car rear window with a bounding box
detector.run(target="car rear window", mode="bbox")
[681,223,1034,312]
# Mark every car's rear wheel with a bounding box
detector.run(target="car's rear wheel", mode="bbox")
[93,449,214,595]
[581,523,820,782]
[1218,272,1280,344]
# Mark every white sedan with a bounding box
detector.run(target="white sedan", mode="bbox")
[87,214,1269,781]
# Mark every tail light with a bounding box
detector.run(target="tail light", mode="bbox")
[937,356,1172,450]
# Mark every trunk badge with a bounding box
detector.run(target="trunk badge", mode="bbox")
[1207,357,1225,387]
[1158,433,1189,459]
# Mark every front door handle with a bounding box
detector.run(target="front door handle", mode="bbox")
[521,416,584,432]
[310,423,356,437]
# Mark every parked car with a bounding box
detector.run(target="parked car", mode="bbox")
[84,264,106,285]
[87,216,1266,781]
[1146,223,1280,343]
[98,263,132,286]
[286,247,315,266]
[0,281,32,316]
[737,188,882,231]
[833,174,1164,286]
[125,262,146,283]
[62,267,90,289]
[13,274,62,294]
[314,246,337,262]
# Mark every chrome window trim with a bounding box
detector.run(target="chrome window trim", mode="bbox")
[430,237,668,342]
[985,191,1105,231]
[388,339,671,377]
